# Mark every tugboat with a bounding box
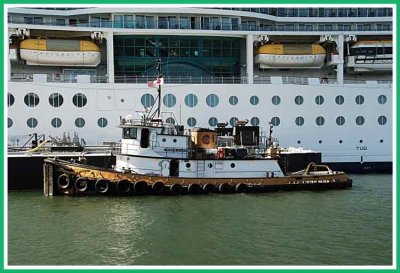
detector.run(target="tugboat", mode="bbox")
[43,59,352,196]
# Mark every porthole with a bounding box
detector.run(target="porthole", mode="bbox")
[272,95,281,105]
[356,116,365,125]
[378,115,387,125]
[229,96,238,105]
[315,95,324,105]
[250,96,259,106]
[297,140,301,144]
[336,116,345,126]
[339,140,343,144]
[98,117,108,128]
[359,140,363,143]
[208,163,213,168]
[27,117,38,128]
[72,93,87,107]
[271,117,280,126]
[316,116,325,126]
[378,95,387,105]
[184,94,198,107]
[163,94,176,108]
[8,118,13,128]
[294,95,303,105]
[186,163,191,168]
[250,117,260,126]
[187,117,196,127]
[173,139,177,143]
[75,117,85,128]
[166,117,175,125]
[141,93,155,108]
[295,116,304,126]
[8,93,15,107]
[24,93,39,107]
[229,117,238,127]
[318,140,322,144]
[230,163,235,168]
[208,117,218,127]
[206,94,219,107]
[121,99,125,103]
[380,139,384,143]
[355,95,364,105]
[162,138,166,142]
[335,95,344,105]
[51,118,62,128]
[49,93,64,107]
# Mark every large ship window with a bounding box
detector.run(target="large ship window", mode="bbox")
[123,128,137,139]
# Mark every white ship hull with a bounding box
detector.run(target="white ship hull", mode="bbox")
[7,80,392,165]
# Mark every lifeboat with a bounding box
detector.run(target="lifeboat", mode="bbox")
[19,38,101,67]
[345,40,392,72]
[254,44,326,69]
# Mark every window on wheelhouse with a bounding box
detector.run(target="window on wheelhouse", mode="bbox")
[123,128,137,139]
[140,128,150,148]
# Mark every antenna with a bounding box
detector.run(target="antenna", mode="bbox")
[146,58,164,122]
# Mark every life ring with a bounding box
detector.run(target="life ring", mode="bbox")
[57,173,71,189]
[95,179,109,194]
[188,183,201,194]
[133,181,148,195]
[216,148,225,159]
[117,179,131,194]
[151,181,165,194]
[74,177,88,192]
[202,134,211,145]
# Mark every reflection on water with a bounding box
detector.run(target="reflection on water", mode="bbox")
[8,174,392,266]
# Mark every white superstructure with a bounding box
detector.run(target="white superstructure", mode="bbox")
[6,6,393,171]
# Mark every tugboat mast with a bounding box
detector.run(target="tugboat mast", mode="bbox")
[147,58,163,122]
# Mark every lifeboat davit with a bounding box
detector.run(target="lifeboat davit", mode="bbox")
[19,38,101,67]
[254,44,326,69]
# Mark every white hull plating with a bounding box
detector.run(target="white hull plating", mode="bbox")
[20,49,101,67]
[116,155,284,178]
[7,81,392,165]
[255,54,325,69]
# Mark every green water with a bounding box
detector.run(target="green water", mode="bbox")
[8,174,392,266]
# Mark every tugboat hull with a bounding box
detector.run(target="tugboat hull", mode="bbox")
[44,158,352,196]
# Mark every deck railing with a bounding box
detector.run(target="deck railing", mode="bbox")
[9,73,392,87]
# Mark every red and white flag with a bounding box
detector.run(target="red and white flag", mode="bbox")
[147,77,164,88]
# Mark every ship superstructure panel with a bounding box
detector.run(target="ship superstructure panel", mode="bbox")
[7,6,393,169]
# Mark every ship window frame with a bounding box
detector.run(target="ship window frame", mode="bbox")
[315,95,324,105]
[24,93,40,107]
[75,117,86,128]
[49,93,64,108]
[335,95,344,105]
[27,117,38,128]
[141,93,155,108]
[8,118,13,128]
[355,95,365,105]
[208,117,218,127]
[271,117,280,126]
[123,128,138,139]
[294,95,303,105]
[163,94,177,108]
[8,93,15,107]
[72,93,87,108]
[187,117,197,127]
[250,96,259,106]
[206,94,219,108]
[356,116,365,125]
[184,94,198,108]
[271,95,281,106]
[316,116,325,126]
[250,117,260,126]
[98,117,108,128]
[378,115,387,126]
[295,116,304,126]
[51,117,62,128]
[166,117,175,125]
[336,116,346,126]
[378,95,387,105]
[229,96,238,106]
[229,117,238,127]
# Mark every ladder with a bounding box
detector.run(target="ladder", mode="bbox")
[197,160,205,176]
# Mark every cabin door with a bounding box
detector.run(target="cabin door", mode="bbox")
[169,159,179,177]
[140,128,150,148]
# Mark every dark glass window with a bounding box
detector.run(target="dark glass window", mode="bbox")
[123,128,137,139]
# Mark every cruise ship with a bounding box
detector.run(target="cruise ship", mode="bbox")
[6,6,393,173]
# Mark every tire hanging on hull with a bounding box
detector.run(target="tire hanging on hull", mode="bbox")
[95,179,109,194]
[133,181,148,194]
[151,181,165,194]
[57,173,72,189]
[75,177,88,192]
[188,184,201,194]
[117,179,131,194]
